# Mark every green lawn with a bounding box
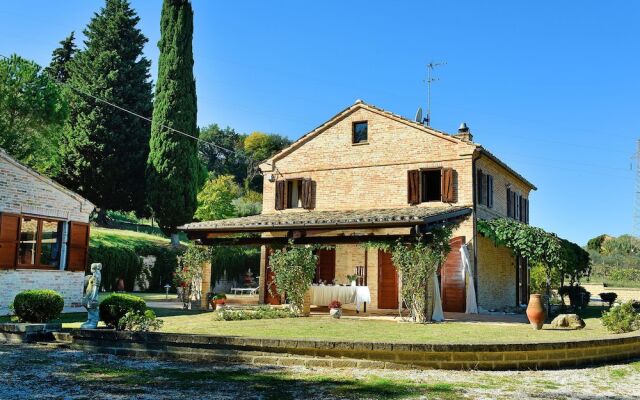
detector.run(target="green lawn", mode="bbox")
[154,308,619,344]
[90,227,180,249]
[2,302,627,344]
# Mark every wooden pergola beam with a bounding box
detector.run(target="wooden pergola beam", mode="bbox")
[195,234,426,247]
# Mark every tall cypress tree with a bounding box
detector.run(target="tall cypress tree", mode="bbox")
[146,0,200,244]
[45,31,77,83]
[57,0,152,217]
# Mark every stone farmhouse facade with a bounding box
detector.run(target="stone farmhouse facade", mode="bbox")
[0,148,94,315]
[182,100,535,313]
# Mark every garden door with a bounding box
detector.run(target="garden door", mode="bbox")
[441,236,465,312]
[315,248,336,283]
[377,250,398,309]
[516,256,529,306]
[263,247,281,305]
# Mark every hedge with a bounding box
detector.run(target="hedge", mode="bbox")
[12,289,64,323]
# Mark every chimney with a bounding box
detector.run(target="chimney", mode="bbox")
[453,122,473,142]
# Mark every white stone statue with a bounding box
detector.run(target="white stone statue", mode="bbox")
[81,263,102,329]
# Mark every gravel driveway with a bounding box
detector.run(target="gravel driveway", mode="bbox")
[1,343,639,399]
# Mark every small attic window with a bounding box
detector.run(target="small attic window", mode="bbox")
[352,121,368,144]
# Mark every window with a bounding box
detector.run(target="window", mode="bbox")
[275,178,315,210]
[476,170,494,208]
[286,179,303,209]
[352,121,368,144]
[421,170,442,202]
[18,217,64,268]
[407,168,454,204]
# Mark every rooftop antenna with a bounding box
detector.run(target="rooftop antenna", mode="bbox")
[424,61,446,126]
[634,139,640,236]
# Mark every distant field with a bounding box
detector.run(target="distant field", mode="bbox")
[583,283,640,303]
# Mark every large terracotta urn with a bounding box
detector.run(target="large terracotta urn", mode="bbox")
[526,294,545,330]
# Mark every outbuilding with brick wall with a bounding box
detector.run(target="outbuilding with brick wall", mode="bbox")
[0,148,94,315]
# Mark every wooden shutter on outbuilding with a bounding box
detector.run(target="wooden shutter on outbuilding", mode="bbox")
[407,170,420,205]
[274,180,286,210]
[0,213,20,269]
[441,168,455,203]
[506,188,512,218]
[486,175,494,208]
[301,178,315,209]
[67,222,90,272]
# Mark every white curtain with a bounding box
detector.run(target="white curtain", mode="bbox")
[432,273,445,321]
[461,244,478,314]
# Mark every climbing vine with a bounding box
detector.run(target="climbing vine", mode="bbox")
[173,243,213,309]
[361,227,453,323]
[268,241,319,315]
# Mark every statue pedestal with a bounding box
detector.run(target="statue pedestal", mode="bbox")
[81,302,100,329]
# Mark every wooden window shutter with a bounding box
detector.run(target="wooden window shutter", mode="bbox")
[275,180,285,210]
[301,178,315,209]
[67,222,90,272]
[476,169,484,206]
[524,198,529,223]
[486,175,494,208]
[0,213,20,269]
[407,170,420,205]
[441,168,455,203]
[506,188,512,218]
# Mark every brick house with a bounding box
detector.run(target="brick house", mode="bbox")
[0,148,94,315]
[182,100,535,313]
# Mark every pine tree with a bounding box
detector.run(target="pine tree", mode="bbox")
[146,0,200,244]
[57,0,152,217]
[45,31,77,83]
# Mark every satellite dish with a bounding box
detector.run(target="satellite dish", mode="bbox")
[415,107,423,123]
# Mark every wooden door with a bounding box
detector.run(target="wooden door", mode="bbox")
[377,250,398,309]
[517,256,529,306]
[315,248,336,283]
[441,236,465,312]
[263,247,281,305]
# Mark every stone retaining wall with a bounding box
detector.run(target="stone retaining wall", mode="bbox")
[67,329,640,370]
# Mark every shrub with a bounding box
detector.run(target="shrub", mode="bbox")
[599,292,618,307]
[12,289,64,323]
[601,301,640,333]
[117,309,163,332]
[99,293,147,329]
[216,306,297,321]
[558,285,591,309]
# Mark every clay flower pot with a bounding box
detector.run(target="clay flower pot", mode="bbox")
[526,294,545,330]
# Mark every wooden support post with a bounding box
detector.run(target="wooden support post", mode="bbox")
[302,289,311,317]
[201,261,212,310]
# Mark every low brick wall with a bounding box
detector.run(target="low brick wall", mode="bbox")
[0,270,84,315]
[0,323,62,343]
[67,329,640,370]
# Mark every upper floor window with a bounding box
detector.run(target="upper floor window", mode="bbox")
[275,178,316,210]
[352,121,368,144]
[287,179,303,208]
[476,170,494,208]
[507,188,529,223]
[408,168,454,204]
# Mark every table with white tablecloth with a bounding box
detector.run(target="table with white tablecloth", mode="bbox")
[310,284,371,312]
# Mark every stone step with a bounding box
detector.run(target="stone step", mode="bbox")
[52,332,73,343]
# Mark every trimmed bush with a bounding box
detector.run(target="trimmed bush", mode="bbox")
[215,306,297,321]
[558,285,591,309]
[601,300,640,333]
[12,289,64,323]
[99,293,147,329]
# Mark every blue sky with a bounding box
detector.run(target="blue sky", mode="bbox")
[1,1,638,245]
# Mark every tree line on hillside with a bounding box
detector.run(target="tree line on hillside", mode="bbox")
[587,234,640,286]
[0,0,290,244]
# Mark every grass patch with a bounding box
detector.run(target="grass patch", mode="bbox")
[610,368,630,379]
[152,306,616,344]
[72,365,464,399]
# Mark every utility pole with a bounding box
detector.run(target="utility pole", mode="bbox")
[425,61,446,126]
[635,139,640,236]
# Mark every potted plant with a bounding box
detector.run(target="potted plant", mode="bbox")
[346,274,358,286]
[211,293,227,310]
[329,300,342,319]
